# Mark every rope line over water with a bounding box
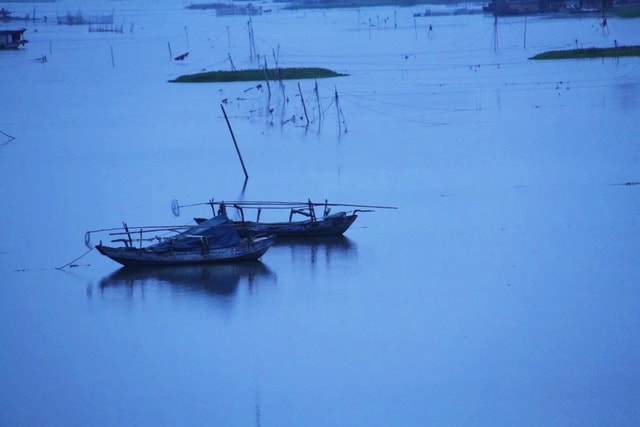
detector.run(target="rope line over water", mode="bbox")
[57,247,94,270]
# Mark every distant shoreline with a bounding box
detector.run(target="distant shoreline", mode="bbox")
[183,1,640,16]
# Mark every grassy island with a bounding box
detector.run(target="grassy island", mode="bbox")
[170,67,348,83]
[529,45,640,60]
[612,4,640,17]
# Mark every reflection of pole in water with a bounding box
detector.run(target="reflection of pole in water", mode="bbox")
[493,15,499,52]
[523,13,527,49]
[280,236,357,268]
[0,129,16,144]
[255,391,261,427]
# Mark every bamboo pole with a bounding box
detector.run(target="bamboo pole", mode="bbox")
[335,87,341,134]
[263,58,271,97]
[314,80,322,127]
[220,104,249,180]
[298,82,309,125]
[228,53,236,70]
[173,199,398,210]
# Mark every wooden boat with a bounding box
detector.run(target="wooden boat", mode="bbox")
[91,214,274,267]
[181,199,393,238]
[0,29,28,50]
[232,211,357,237]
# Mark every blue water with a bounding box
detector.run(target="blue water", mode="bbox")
[1,1,639,425]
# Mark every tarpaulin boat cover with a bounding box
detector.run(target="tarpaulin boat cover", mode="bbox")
[150,214,240,253]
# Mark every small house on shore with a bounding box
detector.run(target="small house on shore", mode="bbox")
[0,29,28,49]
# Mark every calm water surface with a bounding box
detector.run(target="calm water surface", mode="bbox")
[1,1,639,425]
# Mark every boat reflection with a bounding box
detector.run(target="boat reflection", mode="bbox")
[99,261,276,298]
[272,236,358,266]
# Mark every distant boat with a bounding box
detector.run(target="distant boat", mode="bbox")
[186,2,262,15]
[215,3,262,16]
[0,8,29,22]
[92,214,274,267]
[0,29,28,50]
[183,199,397,238]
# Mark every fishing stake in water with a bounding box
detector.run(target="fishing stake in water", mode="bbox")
[221,104,249,181]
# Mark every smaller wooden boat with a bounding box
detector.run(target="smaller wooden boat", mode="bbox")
[90,214,274,267]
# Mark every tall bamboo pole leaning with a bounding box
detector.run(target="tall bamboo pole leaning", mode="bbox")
[314,80,322,129]
[298,82,309,126]
[335,87,341,134]
[220,104,249,180]
[263,58,272,125]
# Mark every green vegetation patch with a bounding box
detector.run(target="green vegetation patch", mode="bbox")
[529,45,640,60]
[284,0,425,10]
[170,67,348,83]
[611,4,640,17]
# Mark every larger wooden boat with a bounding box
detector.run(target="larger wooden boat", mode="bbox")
[231,211,357,237]
[91,214,274,267]
[181,199,396,238]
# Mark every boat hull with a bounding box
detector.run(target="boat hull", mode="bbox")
[240,213,357,237]
[96,235,273,267]
[196,213,358,237]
